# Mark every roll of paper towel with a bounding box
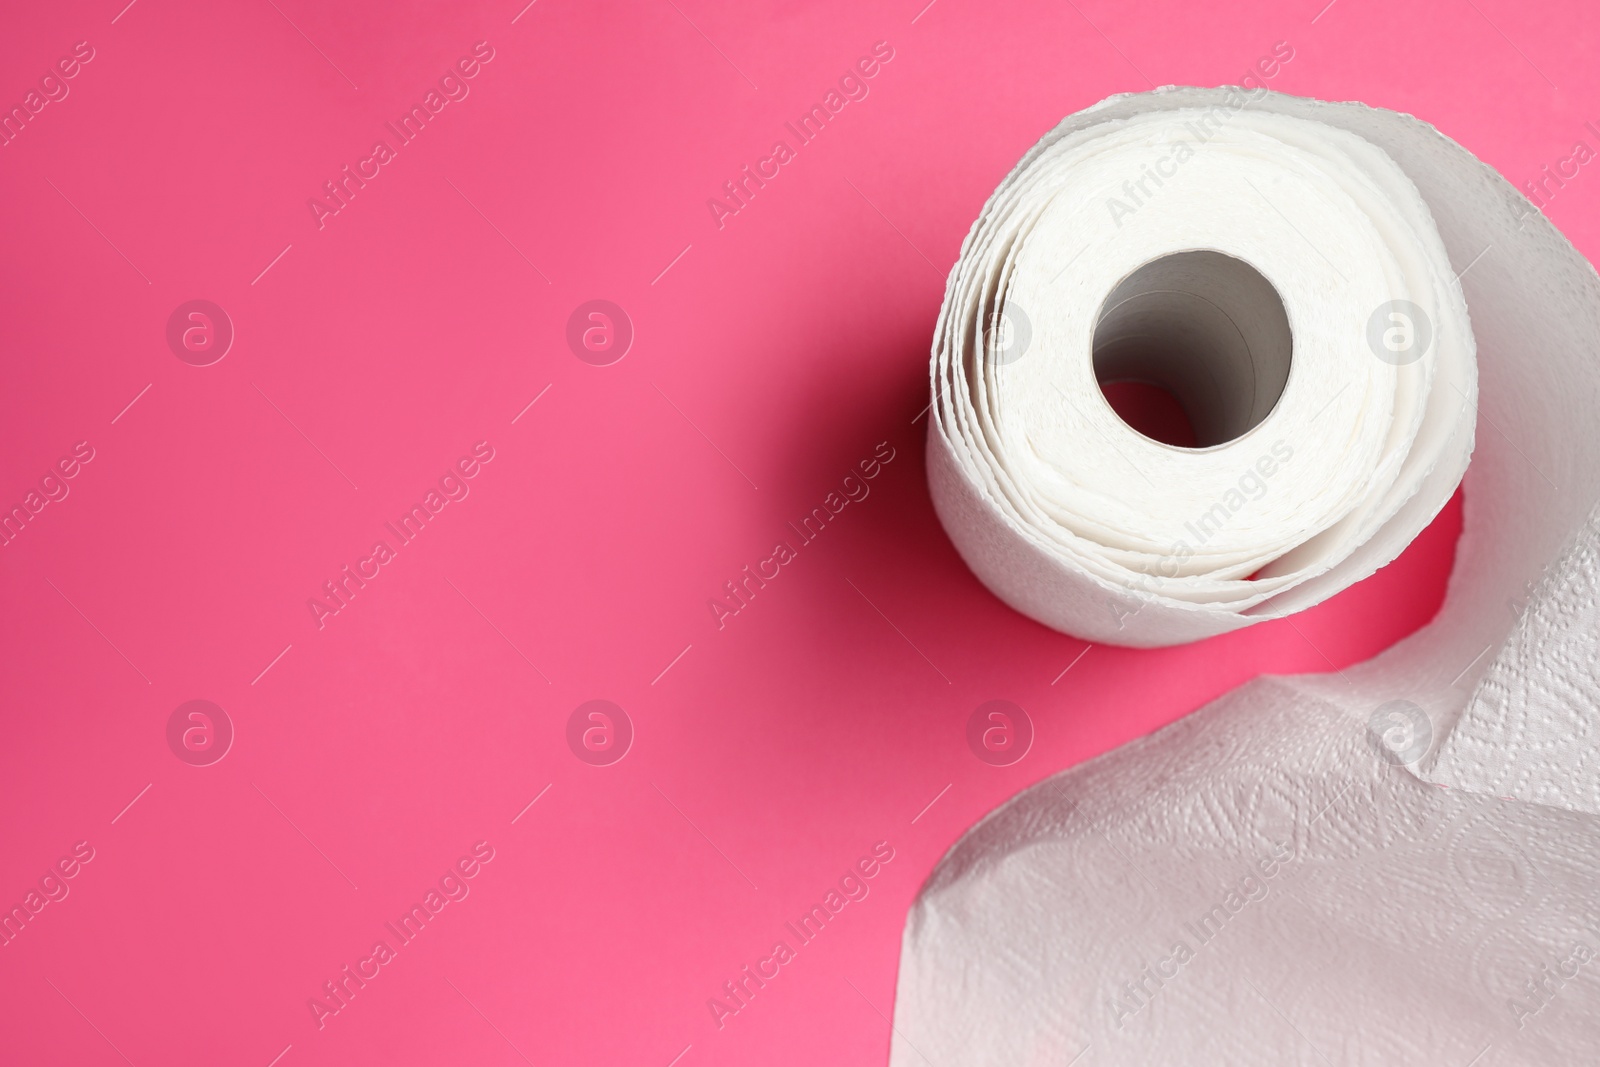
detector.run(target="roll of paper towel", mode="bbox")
[896,88,1600,1066]
[928,87,1477,646]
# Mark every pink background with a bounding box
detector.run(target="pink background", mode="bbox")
[1,0,1594,1064]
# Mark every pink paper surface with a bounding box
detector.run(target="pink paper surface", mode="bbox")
[0,1,1593,1064]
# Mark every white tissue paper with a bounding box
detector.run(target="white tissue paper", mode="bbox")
[928,88,1478,649]
[895,88,1600,1066]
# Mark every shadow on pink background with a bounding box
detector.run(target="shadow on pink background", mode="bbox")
[0,0,1593,1063]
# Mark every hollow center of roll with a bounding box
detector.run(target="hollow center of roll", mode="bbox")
[1091,251,1292,449]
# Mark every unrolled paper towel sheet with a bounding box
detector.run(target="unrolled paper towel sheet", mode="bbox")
[893,88,1600,1065]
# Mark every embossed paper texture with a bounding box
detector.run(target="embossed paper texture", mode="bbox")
[2,3,1596,1067]
[895,90,1600,1066]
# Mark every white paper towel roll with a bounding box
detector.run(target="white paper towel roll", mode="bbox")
[895,88,1600,1066]
[929,87,1478,647]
